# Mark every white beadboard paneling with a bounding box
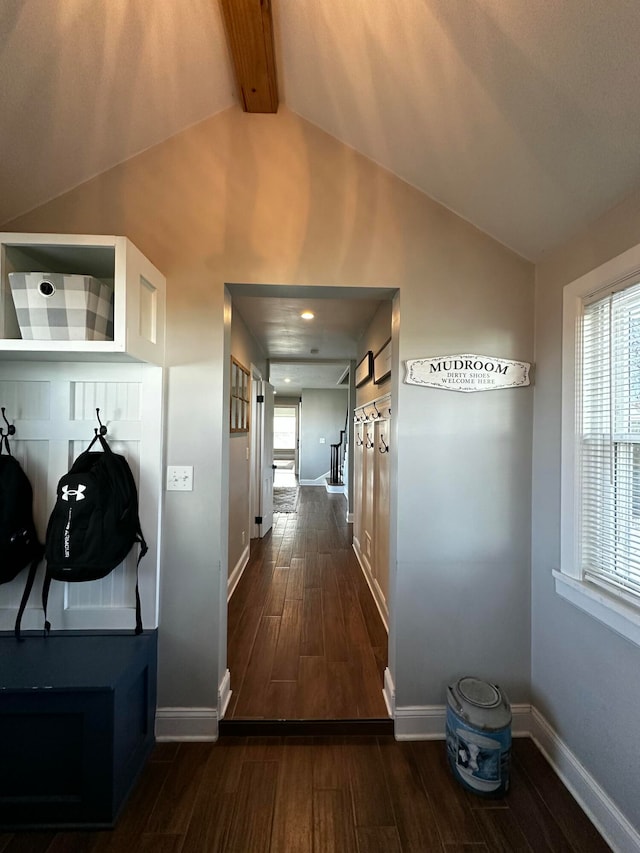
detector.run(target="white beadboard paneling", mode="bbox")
[65,563,134,610]
[0,361,163,633]
[0,379,50,420]
[70,380,141,422]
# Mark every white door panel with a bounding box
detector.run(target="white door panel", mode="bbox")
[259,381,275,537]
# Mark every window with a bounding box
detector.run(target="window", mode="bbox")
[557,244,640,647]
[230,357,250,433]
[274,406,297,450]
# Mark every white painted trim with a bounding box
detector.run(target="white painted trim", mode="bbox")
[155,707,218,741]
[218,668,232,719]
[299,471,331,486]
[553,570,640,648]
[531,707,640,853]
[352,542,389,631]
[346,511,354,523]
[393,703,532,741]
[325,480,346,494]
[227,544,250,601]
[393,705,448,740]
[383,667,395,717]
[249,363,263,541]
[559,244,640,642]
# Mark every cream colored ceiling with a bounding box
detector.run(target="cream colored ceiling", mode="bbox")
[229,286,388,395]
[3,0,640,260]
[231,294,382,360]
[0,0,235,228]
[268,361,350,397]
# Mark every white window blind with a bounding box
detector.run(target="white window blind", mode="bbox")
[581,280,640,603]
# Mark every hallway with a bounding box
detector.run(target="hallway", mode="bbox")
[226,485,389,720]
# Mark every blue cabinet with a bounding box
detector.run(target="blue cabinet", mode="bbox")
[0,631,157,829]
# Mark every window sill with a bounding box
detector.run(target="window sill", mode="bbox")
[552,570,640,648]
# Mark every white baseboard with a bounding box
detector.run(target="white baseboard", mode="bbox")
[299,471,331,486]
[218,668,232,719]
[393,703,532,741]
[227,544,250,601]
[156,671,232,742]
[155,707,218,741]
[530,707,640,853]
[383,667,395,717]
[346,511,354,523]
[325,480,346,494]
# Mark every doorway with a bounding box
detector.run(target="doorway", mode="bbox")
[224,283,397,722]
[273,403,299,479]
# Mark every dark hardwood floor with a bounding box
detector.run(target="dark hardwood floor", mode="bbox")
[226,485,388,720]
[0,738,611,852]
[0,486,611,850]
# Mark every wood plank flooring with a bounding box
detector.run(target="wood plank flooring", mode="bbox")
[226,486,388,720]
[1,738,611,851]
[0,484,612,849]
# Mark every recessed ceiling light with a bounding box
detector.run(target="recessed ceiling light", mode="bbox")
[301,311,314,320]
[284,378,291,383]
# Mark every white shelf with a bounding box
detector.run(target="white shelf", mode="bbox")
[0,233,165,365]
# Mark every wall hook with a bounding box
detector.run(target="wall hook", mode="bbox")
[1,407,16,437]
[356,434,364,447]
[96,408,107,436]
[370,401,380,419]
[379,435,389,453]
[366,432,374,449]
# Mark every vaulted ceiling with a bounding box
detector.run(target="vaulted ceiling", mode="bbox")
[3,1,640,263]
[3,2,640,393]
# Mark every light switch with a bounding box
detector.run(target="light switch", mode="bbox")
[167,465,193,491]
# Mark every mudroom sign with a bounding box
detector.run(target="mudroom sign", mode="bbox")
[405,354,531,393]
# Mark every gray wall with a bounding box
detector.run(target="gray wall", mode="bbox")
[4,105,534,728]
[356,300,393,406]
[394,261,533,706]
[532,188,640,829]
[299,388,349,481]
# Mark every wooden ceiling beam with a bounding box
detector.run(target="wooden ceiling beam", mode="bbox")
[219,0,278,113]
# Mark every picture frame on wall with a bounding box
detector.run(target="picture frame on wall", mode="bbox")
[373,338,392,384]
[230,356,250,433]
[355,351,373,388]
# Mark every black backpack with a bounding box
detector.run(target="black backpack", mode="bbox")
[42,431,147,634]
[0,429,45,638]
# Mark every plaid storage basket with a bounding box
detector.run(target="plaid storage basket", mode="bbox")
[8,272,114,341]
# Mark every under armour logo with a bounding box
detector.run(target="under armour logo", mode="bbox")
[61,484,86,502]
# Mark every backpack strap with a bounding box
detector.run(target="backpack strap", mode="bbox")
[1,407,16,454]
[134,522,148,635]
[85,431,113,454]
[42,570,52,635]
[41,530,147,636]
[14,548,44,640]
[0,431,11,455]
